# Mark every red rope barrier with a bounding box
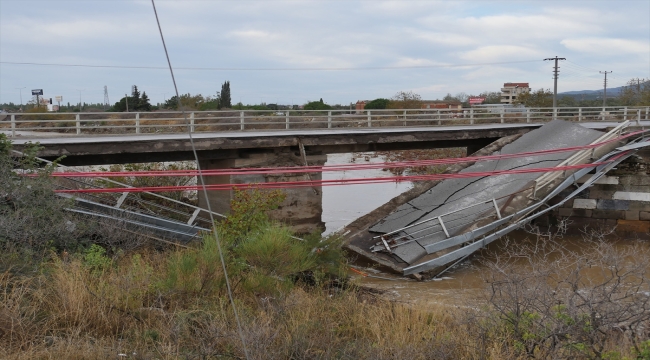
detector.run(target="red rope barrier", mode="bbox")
[55,161,610,194]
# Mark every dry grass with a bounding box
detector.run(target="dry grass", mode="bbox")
[1,239,648,359]
[0,249,474,359]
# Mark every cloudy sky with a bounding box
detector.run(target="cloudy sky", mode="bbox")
[1,0,649,106]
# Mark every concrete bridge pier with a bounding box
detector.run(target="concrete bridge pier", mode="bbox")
[198,149,327,233]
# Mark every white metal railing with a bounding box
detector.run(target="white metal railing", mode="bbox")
[1,106,648,138]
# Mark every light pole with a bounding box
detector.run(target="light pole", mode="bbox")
[16,87,25,111]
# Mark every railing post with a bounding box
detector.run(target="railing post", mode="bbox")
[240,111,244,130]
[623,107,628,122]
[553,107,557,120]
[189,112,195,132]
[10,114,16,138]
[500,108,504,123]
[646,107,649,120]
[578,107,582,122]
[470,108,474,124]
[286,111,290,130]
[437,216,450,238]
[602,107,606,121]
[327,110,332,128]
[403,110,407,126]
[638,109,642,125]
[367,110,372,127]
[75,114,81,135]
[492,198,502,219]
[135,112,141,134]
[526,108,530,123]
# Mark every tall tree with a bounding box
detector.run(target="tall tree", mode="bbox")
[131,85,141,110]
[619,78,650,106]
[219,81,231,108]
[138,92,152,111]
[109,85,152,112]
[388,91,422,109]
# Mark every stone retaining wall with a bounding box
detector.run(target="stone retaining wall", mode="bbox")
[535,148,650,239]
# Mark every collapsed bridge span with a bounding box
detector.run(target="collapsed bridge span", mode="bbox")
[342,120,650,278]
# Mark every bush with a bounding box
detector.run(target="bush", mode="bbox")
[160,188,347,298]
[364,98,390,109]
[304,99,332,111]
[0,135,74,255]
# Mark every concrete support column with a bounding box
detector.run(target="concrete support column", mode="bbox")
[198,151,327,233]
[197,158,237,216]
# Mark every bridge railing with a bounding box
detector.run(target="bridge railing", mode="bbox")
[1,106,648,137]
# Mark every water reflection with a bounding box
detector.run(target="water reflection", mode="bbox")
[321,152,412,235]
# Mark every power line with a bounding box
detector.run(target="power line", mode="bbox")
[0,59,542,71]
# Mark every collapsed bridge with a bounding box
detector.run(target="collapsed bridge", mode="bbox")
[342,120,650,278]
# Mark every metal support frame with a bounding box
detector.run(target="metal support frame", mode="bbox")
[492,198,502,219]
[10,114,15,137]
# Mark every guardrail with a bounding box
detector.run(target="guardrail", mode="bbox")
[1,106,648,137]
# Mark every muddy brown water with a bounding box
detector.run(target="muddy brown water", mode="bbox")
[350,231,650,307]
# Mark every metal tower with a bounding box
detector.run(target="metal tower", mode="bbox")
[103,86,110,110]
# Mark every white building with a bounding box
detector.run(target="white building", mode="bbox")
[501,82,531,104]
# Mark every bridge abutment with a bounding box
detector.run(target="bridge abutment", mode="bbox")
[198,150,326,233]
[536,148,650,239]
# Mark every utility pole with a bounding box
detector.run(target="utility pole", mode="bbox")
[600,71,612,107]
[544,56,566,111]
[15,87,25,111]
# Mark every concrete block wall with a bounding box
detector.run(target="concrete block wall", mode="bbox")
[535,149,650,239]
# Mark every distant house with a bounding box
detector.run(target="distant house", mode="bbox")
[501,82,531,104]
[420,100,462,110]
[355,100,369,114]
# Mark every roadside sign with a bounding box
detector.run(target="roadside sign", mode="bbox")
[55,95,63,102]
[32,89,43,95]
[469,97,485,105]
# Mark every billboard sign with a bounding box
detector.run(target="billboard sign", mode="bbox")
[31,89,43,96]
[55,96,63,102]
[469,97,485,105]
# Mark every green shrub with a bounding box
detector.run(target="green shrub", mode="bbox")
[364,98,390,109]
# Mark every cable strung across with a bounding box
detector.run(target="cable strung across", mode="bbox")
[54,160,614,194]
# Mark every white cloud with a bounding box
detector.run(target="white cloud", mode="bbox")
[561,38,649,55]
[459,45,542,62]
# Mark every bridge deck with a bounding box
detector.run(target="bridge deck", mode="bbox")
[6,120,646,166]
[368,120,604,265]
